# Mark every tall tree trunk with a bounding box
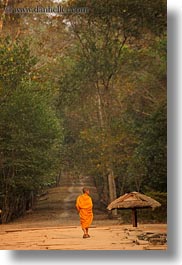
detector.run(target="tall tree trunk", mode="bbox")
[96,82,105,130]
[108,168,117,217]
[95,82,118,215]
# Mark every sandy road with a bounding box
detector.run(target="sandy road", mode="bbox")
[0,186,167,250]
[0,223,167,250]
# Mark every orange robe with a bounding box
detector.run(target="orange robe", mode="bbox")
[76,193,93,229]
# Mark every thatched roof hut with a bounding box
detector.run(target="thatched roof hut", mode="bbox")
[107,192,161,227]
[107,192,161,210]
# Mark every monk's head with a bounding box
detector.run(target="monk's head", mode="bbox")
[82,187,90,195]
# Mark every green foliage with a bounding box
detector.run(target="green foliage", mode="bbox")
[137,192,167,223]
[1,86,61,187]
[139,103,167,192]
[58,1,167,202]
[0,37,36,89]
[0,39,62,222]
[67,0,166,36]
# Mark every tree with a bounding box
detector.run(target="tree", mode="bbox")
[0,38,62,223]
[57,0,167,205]
[116,37,167,193]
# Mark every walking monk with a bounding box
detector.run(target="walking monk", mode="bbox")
[76,187,93,238]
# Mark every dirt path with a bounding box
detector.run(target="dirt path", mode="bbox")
[0,185,167,250]
[0,202,167,251]
[0,223,167,250]
[0,203,167,251]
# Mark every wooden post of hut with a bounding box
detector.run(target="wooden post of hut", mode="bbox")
[132,208,137,227]
[108,169,117,217]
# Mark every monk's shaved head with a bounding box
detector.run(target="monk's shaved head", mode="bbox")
[82,187,89,194]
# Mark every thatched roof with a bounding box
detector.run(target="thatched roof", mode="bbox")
[107,192,161,210]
